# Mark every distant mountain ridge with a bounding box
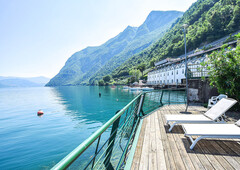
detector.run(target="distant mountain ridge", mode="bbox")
[46,10,183,86]
[0,76,50,87]
[110,0,240,80]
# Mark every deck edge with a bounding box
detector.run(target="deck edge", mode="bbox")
[124,118,143,170]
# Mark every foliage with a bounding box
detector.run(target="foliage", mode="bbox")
[137,63,146,76]
[129,69,141,82]
[130,77,136,83]
[103,75,111,82]
[111,0,240,80]
[98,80,105,86]
[150,58,156,67]
[204,42,240,106]
[142,74,148,80]
[47,11,183,86]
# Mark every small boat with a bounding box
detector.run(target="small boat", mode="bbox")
[129,87,154,91]
[141,87,154,91]
[123,86,129,89]
[129,87,141,91]
[111,85,116,88]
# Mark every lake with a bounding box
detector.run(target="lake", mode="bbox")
[0,86,140,169]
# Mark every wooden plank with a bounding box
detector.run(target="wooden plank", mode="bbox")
[131,104,240,170]
[215,141,240,167]
[180,133,206,170]
[139,116,150,170]
[158,109,177,170]
[131,118,147,169]
[168,113,197,170]
[209,140,239,169]
[222,140,240,156]
[161,109,186,170]
[200,140,234,170]
[155,110,167,170]
[166,105,214,170]
[169,106,206,170]
[197,141,226,170]
[149,113,157,170]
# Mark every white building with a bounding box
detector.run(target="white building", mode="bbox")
[147,55,207,85]
[147,33,239,85]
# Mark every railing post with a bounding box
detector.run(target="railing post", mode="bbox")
[104,111,121,170]
[168,90,171,105]
[137,93,145,117]
[91,136,101,169]
[160,90,164,106]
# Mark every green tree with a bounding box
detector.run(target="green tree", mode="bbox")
[205,40,240,106]
[129,69,141,82]
[137,63,146,76]
[150,58,156,67]
[103,75,111,82]
[98,80,105,86]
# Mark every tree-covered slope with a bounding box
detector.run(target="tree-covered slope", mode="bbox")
[87,11,183,84]
[46,11,183,86]
[112,0,240,79]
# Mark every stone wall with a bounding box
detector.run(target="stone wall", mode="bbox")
[188,79,218,103]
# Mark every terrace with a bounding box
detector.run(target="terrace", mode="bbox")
[130,104,240,170]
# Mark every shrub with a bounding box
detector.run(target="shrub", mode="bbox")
[205,44,240,108]
[98,80,105,86]
[103,75,111,82]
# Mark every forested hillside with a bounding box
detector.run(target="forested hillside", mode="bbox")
[111,0,240,80]
[46,11,183,86]
[87,11,183,84]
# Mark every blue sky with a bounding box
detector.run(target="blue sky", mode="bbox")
[0,0,197,78]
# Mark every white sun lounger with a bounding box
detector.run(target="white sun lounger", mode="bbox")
[208,94,228,108]
[165,98,237,132]
[182,120,240,149]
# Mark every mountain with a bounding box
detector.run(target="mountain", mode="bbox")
[46,11,183,86]
[0,76,50,87]
[111,0,240,79]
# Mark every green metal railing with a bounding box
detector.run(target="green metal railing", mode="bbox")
[51,89,186,170]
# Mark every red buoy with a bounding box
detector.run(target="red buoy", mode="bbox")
[37,110,44,115]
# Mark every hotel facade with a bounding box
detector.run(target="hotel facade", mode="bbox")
[147,53,208,85]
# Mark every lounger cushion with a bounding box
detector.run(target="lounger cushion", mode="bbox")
[165,114,211,122]
[183,124,240,136]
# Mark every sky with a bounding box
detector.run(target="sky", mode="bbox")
[0,0,197,78]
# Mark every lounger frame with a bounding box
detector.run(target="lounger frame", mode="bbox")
[183,131,240,150]
[165,98,237,132]
[167,119,221,132]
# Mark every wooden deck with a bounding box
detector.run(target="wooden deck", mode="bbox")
[131,104,240,170]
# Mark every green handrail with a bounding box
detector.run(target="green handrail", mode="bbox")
[51,93,142,170]
[51,88,186,170]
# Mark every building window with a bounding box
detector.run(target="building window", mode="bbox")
[164,73,165,76]
[167,80,169,83]
[176,79,178,84]
[182,69,184,74]
[172,79,173,83]
[176,70,178,74]
[172,71,173,75]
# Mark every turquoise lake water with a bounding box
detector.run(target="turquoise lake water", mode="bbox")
[0,86,141,169]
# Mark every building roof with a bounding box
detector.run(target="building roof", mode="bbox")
[154,58,180,67]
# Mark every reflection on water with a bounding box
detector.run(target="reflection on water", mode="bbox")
[0,86,137,169]
[51,86,137,123]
